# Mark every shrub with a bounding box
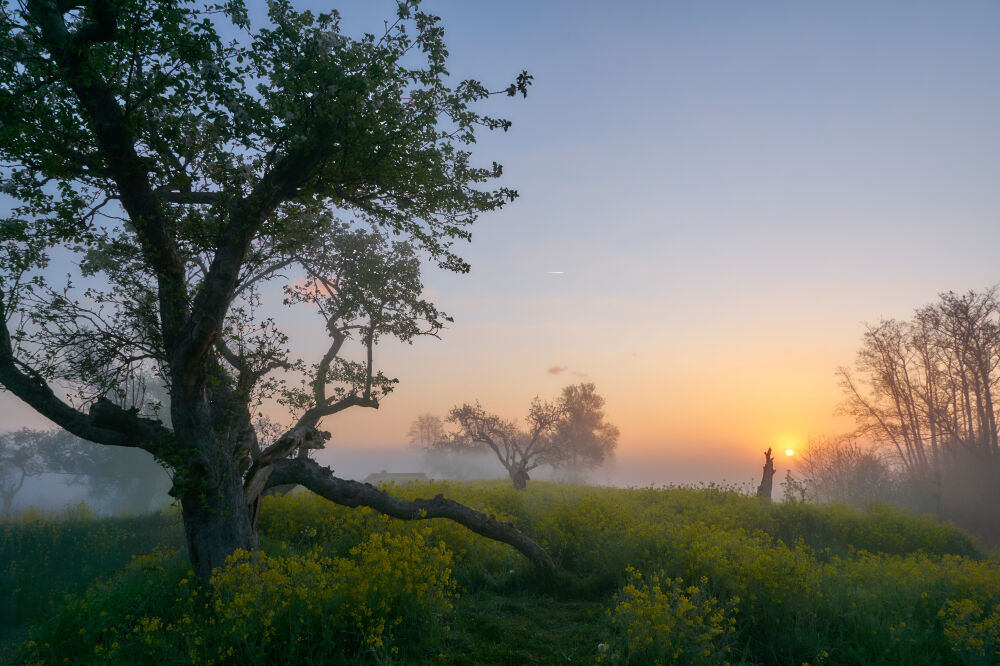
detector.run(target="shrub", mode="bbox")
[601,567,737,665]
[941,599,1000,665]
[18,531,456,665]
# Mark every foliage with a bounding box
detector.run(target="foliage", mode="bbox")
[599,568,737,665]
[7,481,1000,664]
[0,505,182,625]
[440,383,618,488]
[17,533,455,665]
[941,598,1000,665]
[211,533,456,663]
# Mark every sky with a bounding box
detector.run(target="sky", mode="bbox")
[4,0,1000,488]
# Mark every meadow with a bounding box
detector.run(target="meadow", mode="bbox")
[2,481,999,665]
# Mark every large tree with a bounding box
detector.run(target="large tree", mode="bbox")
[445,383,618,489]
[0,0,551,585]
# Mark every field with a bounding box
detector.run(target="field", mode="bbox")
[3,481,1000,665]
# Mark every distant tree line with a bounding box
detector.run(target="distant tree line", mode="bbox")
[792,288,1000,538]
[0,427,170,518]
[409,383,618,489]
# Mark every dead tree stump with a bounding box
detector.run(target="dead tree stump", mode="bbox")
[756,447,776,499]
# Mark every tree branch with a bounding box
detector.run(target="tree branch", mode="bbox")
[0,299,169,452]
[266,457,555,571]
[244,425,328,525]
[295,394,378,430]
[26,0,189,351]
[177,127,342,387]
[154,189,227,205]
[311,329,347,407]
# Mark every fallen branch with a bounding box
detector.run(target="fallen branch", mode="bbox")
[266,457,555,570]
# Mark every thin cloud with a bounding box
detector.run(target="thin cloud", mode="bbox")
[548,365,588,379]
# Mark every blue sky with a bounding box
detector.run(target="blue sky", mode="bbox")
[4,1,1000,486]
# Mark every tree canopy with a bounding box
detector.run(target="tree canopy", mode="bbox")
[441,383,618,489]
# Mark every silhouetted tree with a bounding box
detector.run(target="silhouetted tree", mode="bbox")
[838,288,1000,504]
[407,414,446,449]
[0,428,171,515]
[446,383,618,489]
[794,435,893,507]
[0,429,45,518]
[0,0,550,585]
[550,383,619,480]
[756,448,775,499]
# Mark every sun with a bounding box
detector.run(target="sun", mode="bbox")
[775,434,802,457]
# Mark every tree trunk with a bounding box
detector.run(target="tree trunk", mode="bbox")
[180,460,258,588]
[756,447,775,500]
[171,392,260,588]
[1,491,12,520]
[509,463,529,490]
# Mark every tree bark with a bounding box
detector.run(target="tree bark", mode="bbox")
[267,457,555,570]
[169,388,260,587]
[757,447,775,499]
[180,464,258,587]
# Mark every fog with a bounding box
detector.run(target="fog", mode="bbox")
[6,444,761,517]
[315,444,759,489]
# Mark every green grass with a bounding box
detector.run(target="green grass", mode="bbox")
[3,481,999,665]
[0,504,183,626]
[438,592,604,665]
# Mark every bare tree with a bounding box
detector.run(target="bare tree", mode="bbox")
[838,288,1000,508]
[795,435,893,506]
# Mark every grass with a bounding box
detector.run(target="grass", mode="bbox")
[2,481,999,665]
[0,503,183,626]
[439,592,604,664]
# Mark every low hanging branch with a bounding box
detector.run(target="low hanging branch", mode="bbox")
[265,456,556,571]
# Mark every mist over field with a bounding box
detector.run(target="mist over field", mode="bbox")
[7,444,765,518]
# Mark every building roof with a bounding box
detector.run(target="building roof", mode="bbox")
[363,470,428,484]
